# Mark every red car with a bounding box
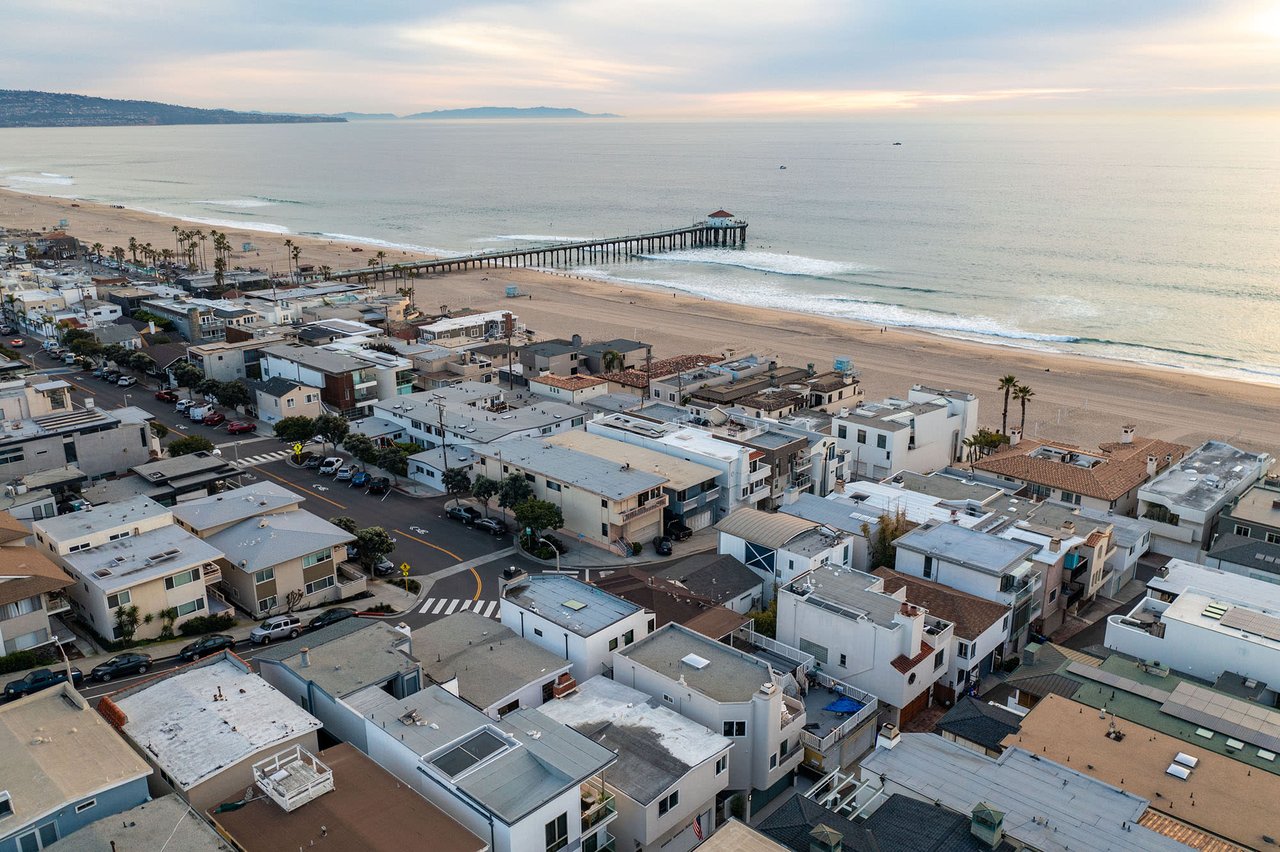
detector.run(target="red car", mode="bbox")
[202,411,226,426]
[8,339,24,348]
[226,421,256,435]
[155,389,178,402]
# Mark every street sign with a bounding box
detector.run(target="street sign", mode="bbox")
[400,562,410,577]
[292,442,303,455]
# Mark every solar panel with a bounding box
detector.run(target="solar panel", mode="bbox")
[430,730,509,778]
[1165,763,1191,780]
[1161,682,1280,755]
[1219,607,1280,642]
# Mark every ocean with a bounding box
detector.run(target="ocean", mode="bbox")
[1,116,1278,383]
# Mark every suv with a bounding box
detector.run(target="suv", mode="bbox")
[4,667,83,700]
[89,653,152,682]
[177,634,235,662]
[665,521,693,542]
[446,505,483,525]
[367,476,390,495]
[250,615,302,644]
[318,457,344,475]
[475,517,509,536]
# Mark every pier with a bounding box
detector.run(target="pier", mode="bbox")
[327,212,747,281]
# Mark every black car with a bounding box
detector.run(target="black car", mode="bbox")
[665,520,693,542]
[475,517,509,536]
[446,505,483,525]
[367,476,391,495]
[308,607,357,631]
[303,455,323,469]
[4,667,83,700]
[89,653,152,682]
[177,634,235,662]
[373,557,396,577]
[651,535,673,556]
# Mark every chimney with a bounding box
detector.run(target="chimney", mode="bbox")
[809,824,844,852]
[300,648,310,668]
[1048,538,1061,553]
[1121,425,1135,444]
[970,803,1006,849]
[148,320,156,335]
[834,478,846,494]
[876,722,901,750]
[1008,427,1022,447]
[1147,454,1158,476]
[782,486,800,506]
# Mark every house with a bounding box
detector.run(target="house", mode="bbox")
[413,611,575,718]
[973,426,1190,515]
[611,623,807,819]
[694,819,786,852]
[0,685,152,852]
[831,385,979,480]
[99,653,323,812]
[872,567,1010,700]
[500,573,653,682]
[934,696,1022,758]
[186,334,285,382]
[33,496,226,641]
[1137,440,1272,558]
[349,684,616,852]
[651,553,765,614]
[207,743,486,852]
[418,309,518,343]
[81,451,241,506]
[140,296,264,343]
[892,521,1041,652]
[1205,533,1280,581]
[539,676,732,852]
[528,374,610,405]
[518,338,581,376]
[687,412,813,510]
[474,437,668,551]
[546,430,721,536]
[1076,506,1155,598]
[50,795,230,852]
[577,338,649,374]
[591,567,751,640]
[0,544,72,657]
[249,377,323,425]
[1218,477,1280,545]
[89,322,142,351]
[260,342,414,417]
[715,508,852,600]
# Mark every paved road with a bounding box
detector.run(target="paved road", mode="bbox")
[74,640,279,701]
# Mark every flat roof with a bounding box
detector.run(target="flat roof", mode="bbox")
[894,521,1035,574]
[171,482,303,532]
[1140,440,1269,511]
[256,619,418,699]
[413,612,570,709]
[618,623,777,703]
[780,492,880,534]
[62,525,223,594]
[790,566,905,630]
[1150,558,1280,611]
[1228,481,1280,528]
[32,495,168,542]
[1011,694,1280,850]
[547,430,718,491]
[209,743,485,852]
[0,685,151,830]
[114,657,322,790]
[479,436,665,500]
[538,676,731,805]
[207,510,354,574]
[504,574,641,636]
[48,795,230,852]
[842,481,992,529]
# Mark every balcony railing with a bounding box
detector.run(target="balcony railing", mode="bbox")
[617,495,667,523]
[44,591,71,616]
[581,786,617,833]
[799,673,880,754]
[202,563,222,585]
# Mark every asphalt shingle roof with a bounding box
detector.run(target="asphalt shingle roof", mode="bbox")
[934,696,1022,752]
[872,567,1009,640]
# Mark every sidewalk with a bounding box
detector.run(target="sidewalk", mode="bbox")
[522,525,717,571]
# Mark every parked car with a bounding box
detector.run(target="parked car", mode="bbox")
[249,614,303,644]
[4,667,84,700]
[203,411,226,427]
[335,465,357,481]
[177,634,235,662]
[651,535,673,556]
[175,399,194,412]
[104,372,121,383]
[89,653,152,682]
[367,476,390,495]
[665,521,693,542]
[93,367,107,378]
[155,389,178,402]
[307,607,357,631]
[63,353,77,365]
[475,517,509,536]
[303,454,324,469]
[0,324,13,335]
[373,557,396,576]
[446,505,483,525]
[226,420,256,435]
[350,470,370,488]
[318,457,344,475]
[117,376,137,387]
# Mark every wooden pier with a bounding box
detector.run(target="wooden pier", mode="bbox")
[327,216,747,282]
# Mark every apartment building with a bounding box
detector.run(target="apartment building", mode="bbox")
[186,334,285,382]
[540,676,733,852]
[33,496,225,640]
[529,374,610,405]
[418,309,518,342]
[141,296,264,343]
[577,337,650,374]
[501,573,653,682]
[0,541,72,656]
[261,342,415,417]
[474,437,668,551]
[716,507,852,599]
[831,385,979,480]
[1218,478,1280,544]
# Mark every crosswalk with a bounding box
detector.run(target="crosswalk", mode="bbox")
[231,450,294,469]
[419,598,500,619]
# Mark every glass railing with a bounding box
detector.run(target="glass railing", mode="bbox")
[581,789,617,832]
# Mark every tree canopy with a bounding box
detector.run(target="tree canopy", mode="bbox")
[514,499,564,538]
[498,473,534,510]
[168,435,214,457]
[442,467,472,502]
[274,416,317,443]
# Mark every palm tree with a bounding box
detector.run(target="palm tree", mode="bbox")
[172,224,180,258]
[90,242,104,263]
[998,374,1018,435]
[128,237,138,264]
[601,349,623,372]
[4,244,17,265]
[291,245,302,280]
[283,239,295,281]
[111,246,125,266]
[375,250,387,281]
[1014,384,1035,432]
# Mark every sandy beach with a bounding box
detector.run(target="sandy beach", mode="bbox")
[5,187,1280,455]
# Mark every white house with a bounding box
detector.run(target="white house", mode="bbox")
[529,374,610,405]
[831,385,978,481]
[715,507,851,601]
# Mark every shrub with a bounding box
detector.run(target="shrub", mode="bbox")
[0,646,58,675]
[178,612,237,636]
[631,541,643,556]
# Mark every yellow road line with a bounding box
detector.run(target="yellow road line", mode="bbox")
[393,529,462,562]
[257,467,347,510]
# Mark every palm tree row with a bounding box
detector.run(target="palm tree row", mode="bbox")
[997,374,1035,434]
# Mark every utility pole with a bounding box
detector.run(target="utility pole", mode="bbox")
[644,346,653,402]
[437,402,449,475]
[505,311,515,390]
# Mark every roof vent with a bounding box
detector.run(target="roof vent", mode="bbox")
[681,653,710,670]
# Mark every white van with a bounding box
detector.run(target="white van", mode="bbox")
[188,404,214,422]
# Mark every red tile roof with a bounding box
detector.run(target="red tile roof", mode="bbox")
[972,436,1190,501]
[602,354,724,388]
[531,374,607,391]
[891,641,933,674]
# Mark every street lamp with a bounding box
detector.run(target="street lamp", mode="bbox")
[538,536,562,575]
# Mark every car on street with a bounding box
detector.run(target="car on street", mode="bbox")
[446,505,483,525]
[175,399,194,412]
[318,457,344,475]
[335,465,357,481]
[89,653,152,682]
[475,517,509,536]
[0,324,13,335]
[249,614,302,644]
[651,535,673,556]
[367,476,390,495]
[4,667,84,700]
[203,411,226,426]
[8,338,24,348]
[226,421,255,435]
[117,376,137,387]
[177,634,236,662]
[373,557,396,576]
[155,389,178,402]
[93,367,107,378]
[307,607,357,631]
[104,372,121,383]
[350,470,370,488]
[303,454,323,469]
[665,520,693,542]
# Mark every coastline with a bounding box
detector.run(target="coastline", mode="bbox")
[4,186,1280,454]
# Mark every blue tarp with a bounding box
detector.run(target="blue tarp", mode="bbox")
[823,696,864,715]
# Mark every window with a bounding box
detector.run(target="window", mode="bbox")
[663,693,673,703]
[1236,524,1252,537]
[525,473,536,483]
[837,424,847,440]
[934,649,945,669]
[780,738,790,757]
[0,448,24,466]
[1048,588,1058,603]
[108,531,130,541]
[17,823,59,851]
[286,398,296,409]
[105,590,132,610]
[176,598,205,617]
[715,755,727,775]
[302,548,332,568]
[67,542,90,553]
[839,653,847,667]
[257,595,277,613]
[770,753,778,769]
[609,637,619,652]
[601,523,608,536]
[254,568,275,585]
[547,480,562,492]
[305,575,335,595]
[957,641,970,660]
[1003,614,1010,630]
[876,434,887,450]
[722,721,746,737]
[165,569,198,590]
[923,555,934,579]
[545,812,568,852]
[74,799,96,814]
[658,790,679,816]
[648,617,656,632]
[1060,490,1082,506]
[601,498,608,508]
[534,627,543,637]
[623,629,634,646]
[0,791,11,819]
[856,429,867,445]
[1268,532,1280,544]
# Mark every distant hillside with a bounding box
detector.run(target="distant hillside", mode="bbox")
[402,106,619,120]
[0,90,346,128]
[330,112,399,120]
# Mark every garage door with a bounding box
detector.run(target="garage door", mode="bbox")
[685,509,714,531]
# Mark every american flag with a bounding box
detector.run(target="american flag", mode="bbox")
[693,817,704,842]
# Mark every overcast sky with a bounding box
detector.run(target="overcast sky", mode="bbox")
[4,1,1279,116]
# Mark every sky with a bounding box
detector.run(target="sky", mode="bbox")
[3,1,1280,116]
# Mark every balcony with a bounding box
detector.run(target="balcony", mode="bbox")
[749,465,771,484]
[798,672,880,756]
[581,785,617,833]
[253,745,334,813]
[202,563,222,585]
[44,591,71,616]
[617,494,667,523]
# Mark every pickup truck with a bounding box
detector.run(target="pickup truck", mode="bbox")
[4,667,84,700]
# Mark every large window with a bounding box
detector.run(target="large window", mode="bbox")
[257,595,277,613]
[175,598,205,617]
[165,569,199,591]
[0,595,41,620]
[302,549,332,568]
[658,790,679,816]
[545,812,568,852]
[715,755,727,775]
[305,575,335,595]
[106,591,131,610]
[254,567,274,585]
[722,721,746,737]
[876,434,887,450]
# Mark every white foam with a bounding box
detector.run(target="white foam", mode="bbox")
[193,198,275,209]
[133,207,293,235]
[474,234,587,243]
[317,232,455,256]
[637,248,878,277]
[5,173,74,186]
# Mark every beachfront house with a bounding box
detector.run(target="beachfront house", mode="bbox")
[831,385,979,481]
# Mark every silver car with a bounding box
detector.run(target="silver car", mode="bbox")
[249,615,302,644]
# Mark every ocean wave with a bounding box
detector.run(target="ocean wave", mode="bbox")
[475,234,587,243]
[5,172,74,186]
[636,248,879,278]
[253,195,304,205]
[312,232,455,256]
[133,207,293,235]
[194,198,275,209]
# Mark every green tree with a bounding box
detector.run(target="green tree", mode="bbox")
[129,351,155,375]
[601,349,624,372]
[209,379,251,410]
[328,516,359,535]
[442,467,472,505]
[998,374,1018,435]
[171,361,204,395]
[471,475,501,517]
[342,433,378,464]
[498,473,534,511]
[746,599,778,638]
[353,526,396,571]
[113,605,140,644]
[376,444,410,478]
[274,416,318,443]
[1014,384,1035,432]
[514,499,564,542]
[150,421,169,440]
[314,413,350,450]
[860,508,912,569]
[168,435,215,457]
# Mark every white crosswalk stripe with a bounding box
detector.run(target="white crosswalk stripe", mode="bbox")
[230,449,293,469]
[418,598,499,619]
